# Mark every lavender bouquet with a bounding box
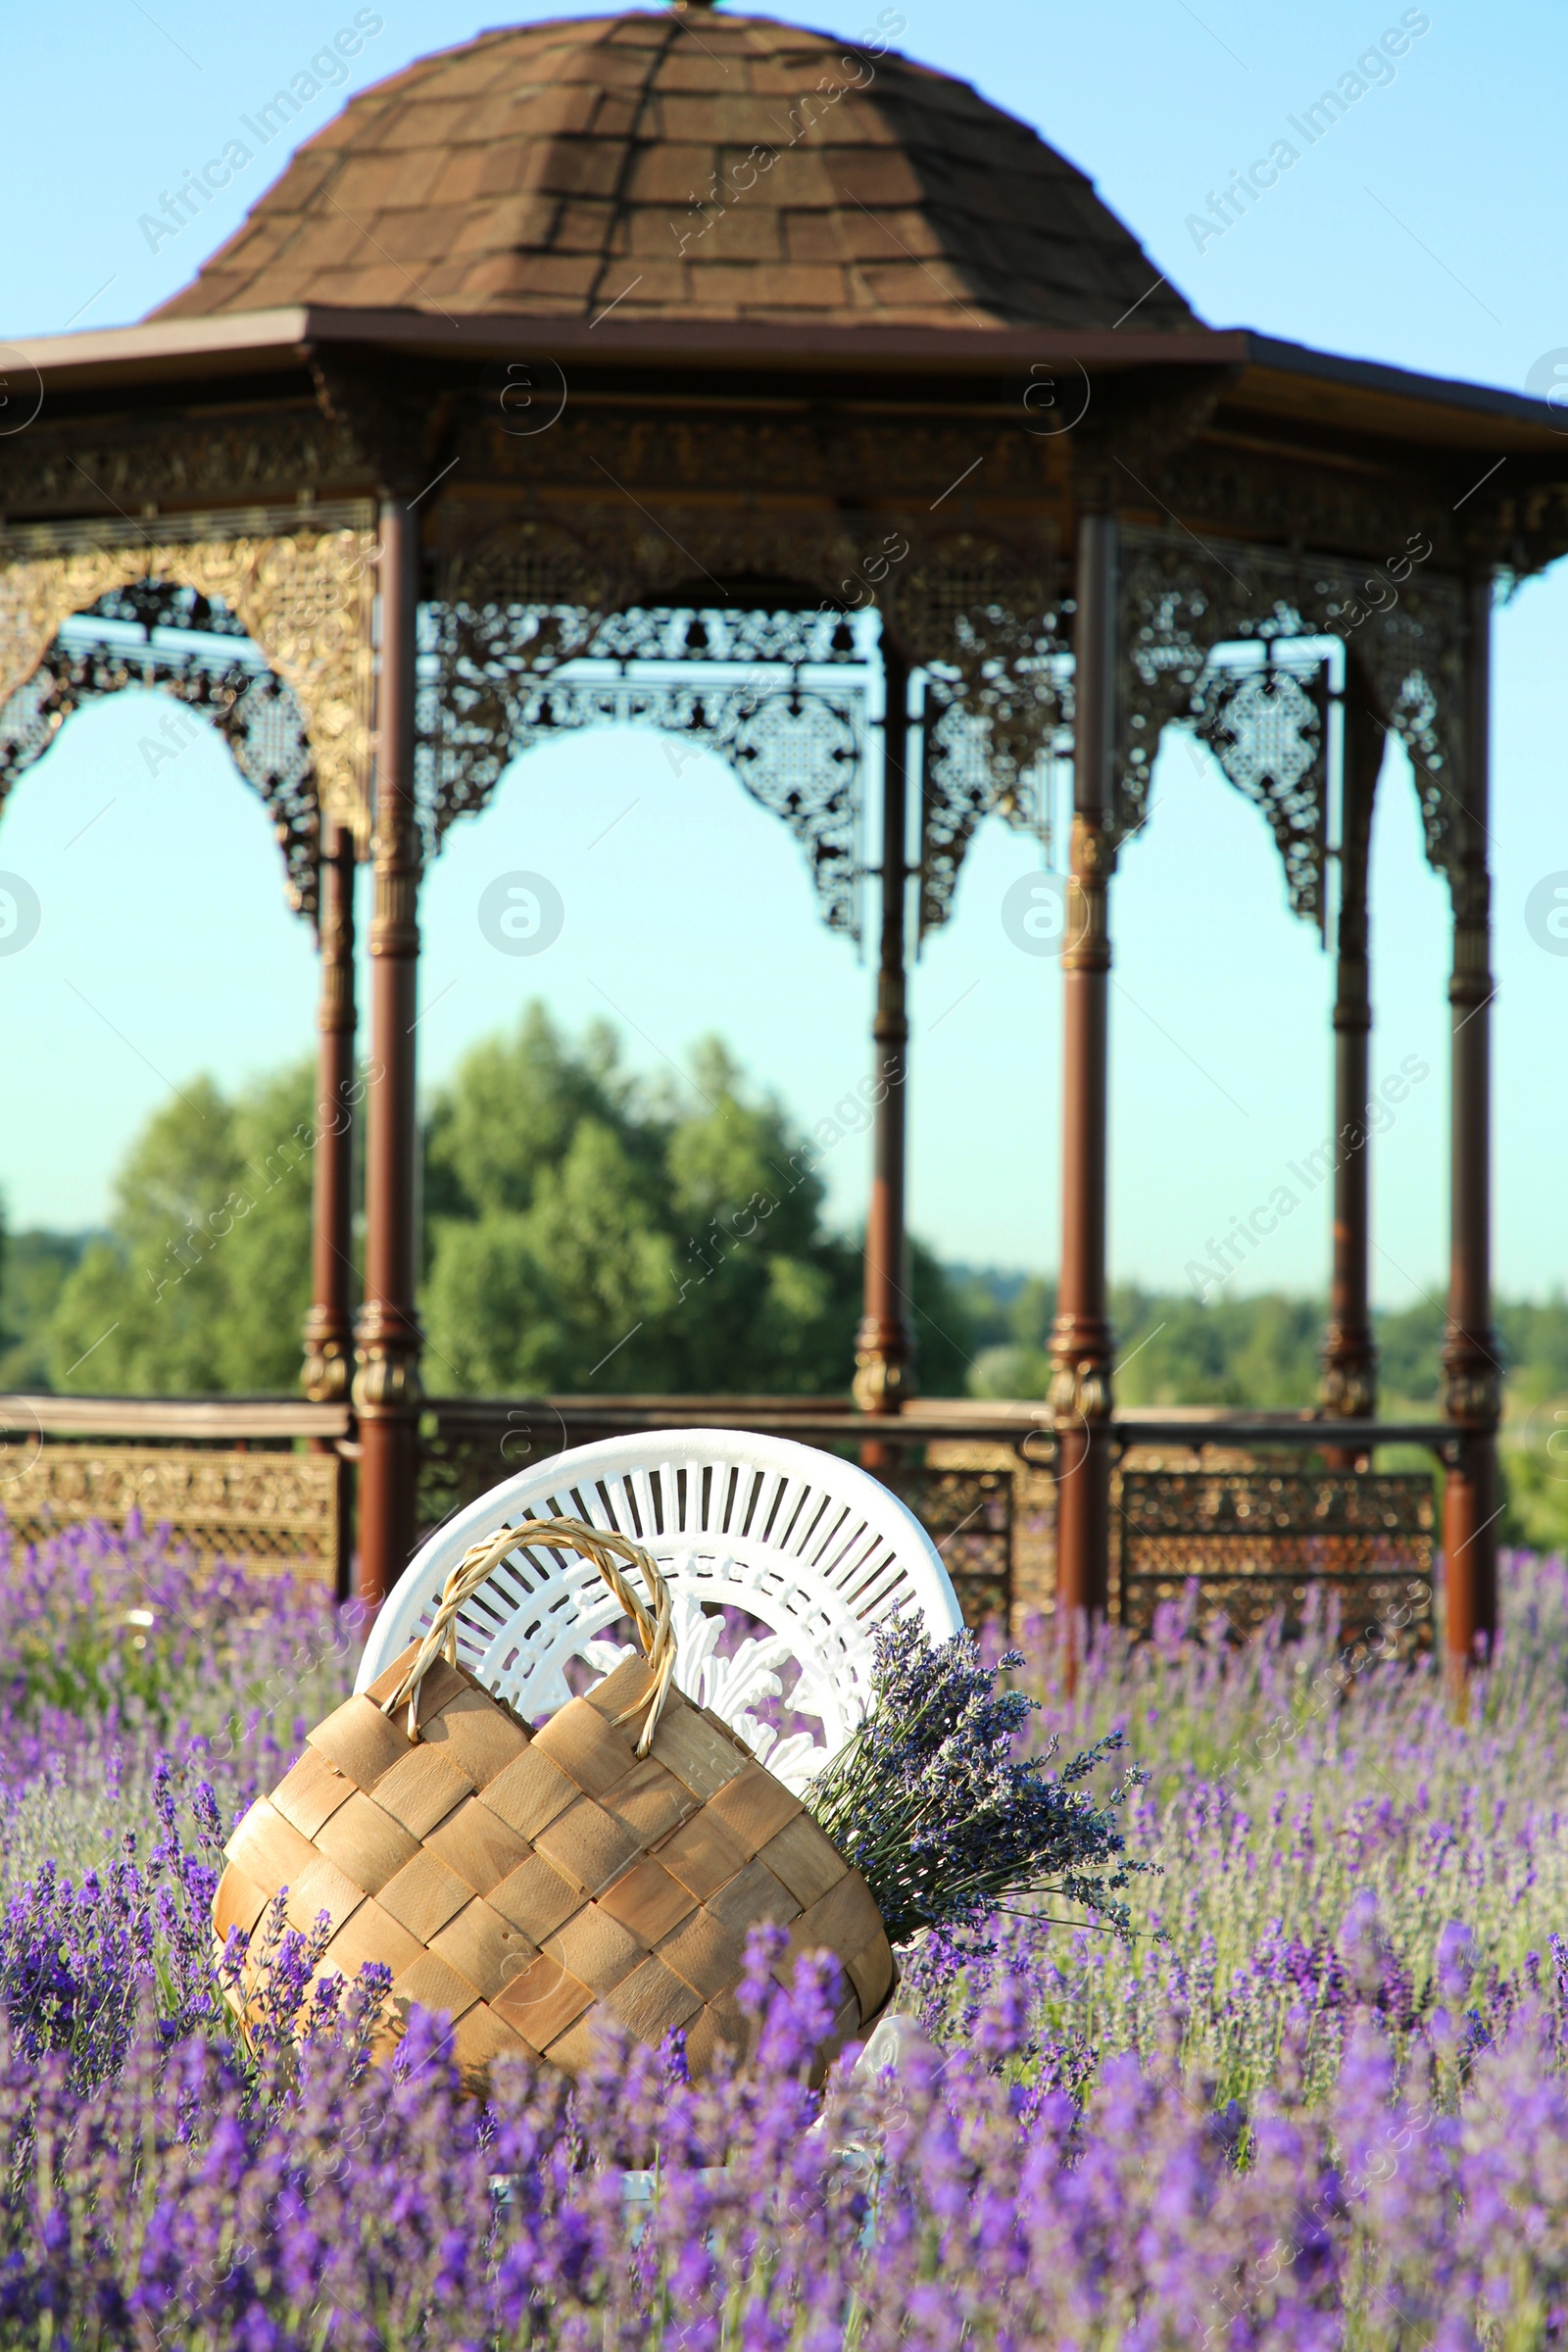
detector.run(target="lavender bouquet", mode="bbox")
[804,1616,1145,1947]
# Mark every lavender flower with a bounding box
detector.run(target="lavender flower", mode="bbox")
[806,1614,1148,1945]
[6,1516,1568,2337]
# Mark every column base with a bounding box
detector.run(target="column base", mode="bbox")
[302,1307,355,1404]
[1318,1328,1377,1468]
[1318,1338,1376,1422]
[1047,1311,1113,1425]
[852,1312,915,1415]
[855,1313,913,1473]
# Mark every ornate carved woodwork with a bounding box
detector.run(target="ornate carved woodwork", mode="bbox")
[2,1445,340,1588]
[1117,522,1468,911]
[418,651,865,936]
[308,357,438,499]
[0,405,373,519]
[418,511,1066,939]
[1,386,1549,578]
[1117,1466,1435,1650]
[454,404,1060,511]
[1145,435,1466,573]
[0,504,377,849]
[1196,656,1327,924]
[1494,475,1568,579]
[0,580,319,915]
[895,530,1066,938]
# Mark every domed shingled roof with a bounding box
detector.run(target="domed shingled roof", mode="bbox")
[152,10,1196,332]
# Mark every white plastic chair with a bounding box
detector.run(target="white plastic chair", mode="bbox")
[354,1427,964,1791]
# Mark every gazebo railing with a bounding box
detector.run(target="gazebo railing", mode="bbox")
[0,1394,1458,1639]
[417,1398,1455,1642]
[0,1395,352,1589]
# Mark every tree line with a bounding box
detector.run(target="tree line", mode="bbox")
[4,1004,1566,1436]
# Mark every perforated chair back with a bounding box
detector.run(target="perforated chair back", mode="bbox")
[355,1428,964,1789]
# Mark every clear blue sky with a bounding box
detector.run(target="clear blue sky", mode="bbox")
[2,0,1565,1315]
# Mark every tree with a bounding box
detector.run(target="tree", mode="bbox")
[422,1008,651,1225]
[36,1005,979,1398]
[0,1225,85,1389]
[45,1061,319,1394]
[421,1012,876,1395]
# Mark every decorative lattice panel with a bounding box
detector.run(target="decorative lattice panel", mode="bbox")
[883,1466,1012,1633]
[1117,1468,1435,1648]
[2,1446,340,1587]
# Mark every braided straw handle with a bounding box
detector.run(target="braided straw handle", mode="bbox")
[377,1515,678,1756]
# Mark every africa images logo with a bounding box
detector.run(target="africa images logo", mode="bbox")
[1184,1054,1430,1302]
[1184,10,1431,255]
[137,13,384,253]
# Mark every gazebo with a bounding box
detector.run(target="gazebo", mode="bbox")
[3,5,1564,1669]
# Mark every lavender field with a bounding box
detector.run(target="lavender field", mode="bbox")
[3,1517,1567,2346]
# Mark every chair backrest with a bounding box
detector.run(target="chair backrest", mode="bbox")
[355,1428,964,1790]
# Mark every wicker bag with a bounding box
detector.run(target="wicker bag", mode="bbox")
[215,1516,895,2082]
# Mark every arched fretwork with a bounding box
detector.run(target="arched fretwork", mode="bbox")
[0,504,378,851]
[1193,653,1329,929]
[416,594,867,937]
[0,579,319,915]
[417,516,1067,944]
[891,530,1067,941]
[1116,521,1466,918]
[0,508,378,1450]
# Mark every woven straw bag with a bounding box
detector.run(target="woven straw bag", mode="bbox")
[215,1516,895,2082]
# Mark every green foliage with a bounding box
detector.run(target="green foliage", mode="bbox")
[423,1007,884,1395]
[44,1061,322,1394]
[1499,1298,1568,1402]
[1113,1288,1324,1408]
[1375,1295,1447,1406]
[25,1003,1568,1416]
[1500,1440,1568,1555]
[422,1007,648,1224]
[973,1279,1320,1406]
[946,1264,1025,1356]
[23,1006,981,1400]
[904,1240,983,1399]
[963,1270,1568,1429]
[0,1225,85,1388]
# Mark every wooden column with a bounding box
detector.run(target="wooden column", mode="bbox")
[302,814,358,1407]
[855,634,915,1447]
[1442,570,1502,1674]
[303,812,359,1599]
[1050,511,1117,1638]
[353,496,423,1609]
[1319,662,1382,1454]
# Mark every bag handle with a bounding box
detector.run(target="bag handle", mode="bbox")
[377,1514,677,1756]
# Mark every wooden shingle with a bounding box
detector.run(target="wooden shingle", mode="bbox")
[154,13,1197,333]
